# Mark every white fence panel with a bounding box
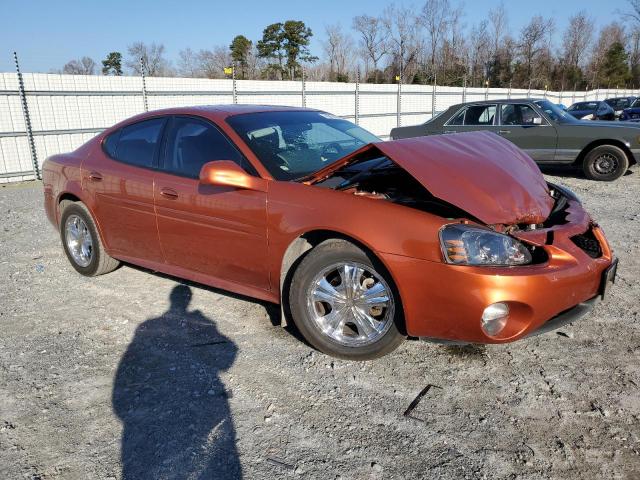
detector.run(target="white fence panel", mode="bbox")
[0,71,638,182]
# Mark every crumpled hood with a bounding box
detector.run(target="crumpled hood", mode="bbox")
[311,131,554,225]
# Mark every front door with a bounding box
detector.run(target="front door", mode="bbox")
[497,103,558,162]
[81,117,166,263]
[154,115,270,291]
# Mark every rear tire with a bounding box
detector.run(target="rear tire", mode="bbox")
[289,239,405,360]
[60,202,119,276]
[583,145,629,181]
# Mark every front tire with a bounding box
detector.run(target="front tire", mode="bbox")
[289,239,405,360]
[583,145,629,181]
[60,202,119,276]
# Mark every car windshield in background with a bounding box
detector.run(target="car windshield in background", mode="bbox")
[605,98,633,109]
[226,111,380,181]
[568,102,598,111]
[533,99,574,122]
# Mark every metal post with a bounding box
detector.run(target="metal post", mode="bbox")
[301,67,306,107]
[507,80,512,99]
[462,75,467,103]
[572,83,577,104]
[140,57,149,112]
[484,80,488,101]
[354,70,360,125]
[397,74,402,127]
[527,80,531,98]
[397,40,403,128]
[14,52,39,180]
[431,73,437,117]
[232,62,237,104]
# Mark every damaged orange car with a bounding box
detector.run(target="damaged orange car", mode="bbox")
[43,106,617,360]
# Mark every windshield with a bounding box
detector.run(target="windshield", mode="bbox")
[568,102,598,111]
[606,98,633,109]
[226,111,380,181]
[631,98,640,108]
[533,99,575,122]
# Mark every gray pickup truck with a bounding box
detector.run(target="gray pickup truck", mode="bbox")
[390,98,640,181]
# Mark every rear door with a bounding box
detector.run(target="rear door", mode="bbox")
[442,104,499,135]
[497,103,558,162]
[81,117,167,263]
[153,115,270,290]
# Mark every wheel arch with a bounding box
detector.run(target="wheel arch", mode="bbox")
[56,191,111,254]
[574,139,636,167]
[278,229,405,330]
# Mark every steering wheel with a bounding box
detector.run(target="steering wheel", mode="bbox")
[321,142,343,161]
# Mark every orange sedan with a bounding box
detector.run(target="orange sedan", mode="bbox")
[42,106,617,359]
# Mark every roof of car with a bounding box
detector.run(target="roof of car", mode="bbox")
[106,104,321,130]
[444,98,549,110]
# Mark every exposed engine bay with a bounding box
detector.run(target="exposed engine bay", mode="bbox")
[316,155,474,220]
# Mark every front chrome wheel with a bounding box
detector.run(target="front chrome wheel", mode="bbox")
[65,214,93,267]
[306,261,395,347]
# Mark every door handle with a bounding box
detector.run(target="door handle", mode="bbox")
[88,171,103,181]
[498,130,511,135]
[160,188,178,199]
[443,130,457,134]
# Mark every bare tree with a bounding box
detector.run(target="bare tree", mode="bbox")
[419,0,451,77]
[177,48,201,77]
[382,4,421,82]
[437,5,467,84]
[197,46,232,79]
[324,24,354,81]
[246,45,267,80]
[488,1,508,56]
[517,16,555,85]
[352,14,388,82]
[63,57,96,75]
[127,42,172,76]
[562,12,594,67]
[469,21,492,86]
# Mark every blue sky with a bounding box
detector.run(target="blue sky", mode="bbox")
[0,0,631,73]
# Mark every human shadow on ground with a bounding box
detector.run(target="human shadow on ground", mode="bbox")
[112,284,242,479]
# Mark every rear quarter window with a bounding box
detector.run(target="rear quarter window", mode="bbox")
[103,130,120,158]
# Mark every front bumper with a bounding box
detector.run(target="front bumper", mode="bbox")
[380,220,614,344]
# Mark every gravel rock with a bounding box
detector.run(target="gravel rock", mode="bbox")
[0,171,639,479]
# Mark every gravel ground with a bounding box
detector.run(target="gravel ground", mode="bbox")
[0,168,639,480]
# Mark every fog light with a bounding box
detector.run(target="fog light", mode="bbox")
[481,302,509,336]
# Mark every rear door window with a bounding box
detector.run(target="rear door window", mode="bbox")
[462,105,496,125]
[105,118,166,168]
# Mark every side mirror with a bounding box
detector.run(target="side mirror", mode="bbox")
[532,117,543,125]
[199,160,267,192]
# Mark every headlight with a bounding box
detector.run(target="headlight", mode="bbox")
[582,113,594,120]
[440,224,532,266]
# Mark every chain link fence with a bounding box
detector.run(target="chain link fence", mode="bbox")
[1,66,638,183]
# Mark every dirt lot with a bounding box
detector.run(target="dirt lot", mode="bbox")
[0,168,639,480]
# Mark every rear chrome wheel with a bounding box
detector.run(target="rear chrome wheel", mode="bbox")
[307,262,395,347]
[60,202,119,276]
[65,214,93,267]
[289,239,405,360]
